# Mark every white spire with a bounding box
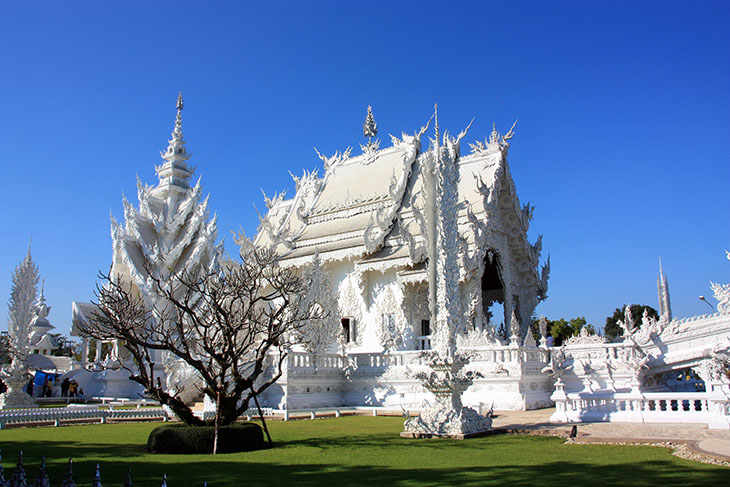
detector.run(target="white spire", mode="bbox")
[155,92,194,195]
[657,257,672,321]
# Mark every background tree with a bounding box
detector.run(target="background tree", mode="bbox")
[530,316,596,346]
[604,304,658,341]
[80,244,323,427]
[49,334,78,357]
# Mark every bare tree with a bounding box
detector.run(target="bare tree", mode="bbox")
[79,245,321,427]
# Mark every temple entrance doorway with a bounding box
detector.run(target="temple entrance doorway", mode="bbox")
[482,251,506,336]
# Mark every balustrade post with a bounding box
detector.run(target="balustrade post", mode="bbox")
[549,378,569,423]
[706,380,730,429]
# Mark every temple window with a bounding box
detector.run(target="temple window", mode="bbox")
[421,319,430,336]
[341,317,355,343]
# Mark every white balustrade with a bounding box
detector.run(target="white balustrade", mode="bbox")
[551,390,730,429]
[0,405,170,428]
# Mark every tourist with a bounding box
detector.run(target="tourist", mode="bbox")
[43,377,52,397]
[26,378,34,396]
[61,377,70,397]
[69,380,78,398]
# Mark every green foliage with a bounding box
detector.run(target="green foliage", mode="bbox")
[49,334,77,357]
[604,305,659,341]
[531,317,596,346]
[147,422,264,454]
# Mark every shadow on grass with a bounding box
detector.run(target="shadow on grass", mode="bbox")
[3,456,727,487]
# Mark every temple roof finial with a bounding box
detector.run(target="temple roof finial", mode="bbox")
[363,105,377,140]
[161,91,190,164]
[155,92,194,193]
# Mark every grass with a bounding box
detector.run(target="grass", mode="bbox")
[0,417,727,486]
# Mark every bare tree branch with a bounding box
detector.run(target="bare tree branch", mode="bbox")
[78,246,322,426]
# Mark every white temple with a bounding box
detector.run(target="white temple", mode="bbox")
[68,98,730,430]
[251,107,553,413]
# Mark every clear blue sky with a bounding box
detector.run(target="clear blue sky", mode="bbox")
[1,1,728,336]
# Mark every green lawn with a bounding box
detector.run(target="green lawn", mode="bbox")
[0,417,727,486]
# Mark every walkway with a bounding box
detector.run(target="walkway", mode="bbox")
[491,408,730,464]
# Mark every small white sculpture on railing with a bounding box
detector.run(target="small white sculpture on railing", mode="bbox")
[541,346,571,383]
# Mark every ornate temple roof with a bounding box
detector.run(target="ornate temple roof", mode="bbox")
[254,109,547,294]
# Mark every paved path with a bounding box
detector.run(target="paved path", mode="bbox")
[490,408,730,462]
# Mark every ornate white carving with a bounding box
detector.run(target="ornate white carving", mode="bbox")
[711,252,730,315]
[375,284,409,351]
[299,254,341,354]
[456,327,499,348]
[468,120,516,155]
[541,347,572,381]
[315,146,353,172]
[564,327,607,346]
[111,97,223,310]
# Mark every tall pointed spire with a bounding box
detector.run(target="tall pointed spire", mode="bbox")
[155,92,194,195]
[25,237,32,264]
[657,258,672,321]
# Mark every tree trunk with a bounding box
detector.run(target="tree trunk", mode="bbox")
[252,387,273,447]
[213,390,220,455]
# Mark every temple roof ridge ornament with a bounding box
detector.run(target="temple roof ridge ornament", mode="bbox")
[468,119,517,155]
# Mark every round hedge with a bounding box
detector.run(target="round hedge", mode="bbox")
[147,422,265,454]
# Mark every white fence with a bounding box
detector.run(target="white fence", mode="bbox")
[551,388,730,429]
[0,405,170,429]
[0,404,279,428]
[0,453,191,487]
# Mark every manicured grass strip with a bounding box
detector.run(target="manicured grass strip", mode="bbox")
[0,417,726,486]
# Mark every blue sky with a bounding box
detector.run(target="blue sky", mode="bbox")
[1,1,728,336]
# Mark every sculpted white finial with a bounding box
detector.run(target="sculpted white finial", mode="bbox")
[363,105,378,140]
[163,91,189,163]
[155,92,194,194]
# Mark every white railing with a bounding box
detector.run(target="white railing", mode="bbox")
[193,407,275,421]
[288,352,346,370]
[552,388,730,429]
[0,405,169,428]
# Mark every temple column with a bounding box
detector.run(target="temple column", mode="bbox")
[81,337,89,366]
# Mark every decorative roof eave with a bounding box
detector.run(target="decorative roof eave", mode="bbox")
[276,245,370,269]
[254,121,430,257]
